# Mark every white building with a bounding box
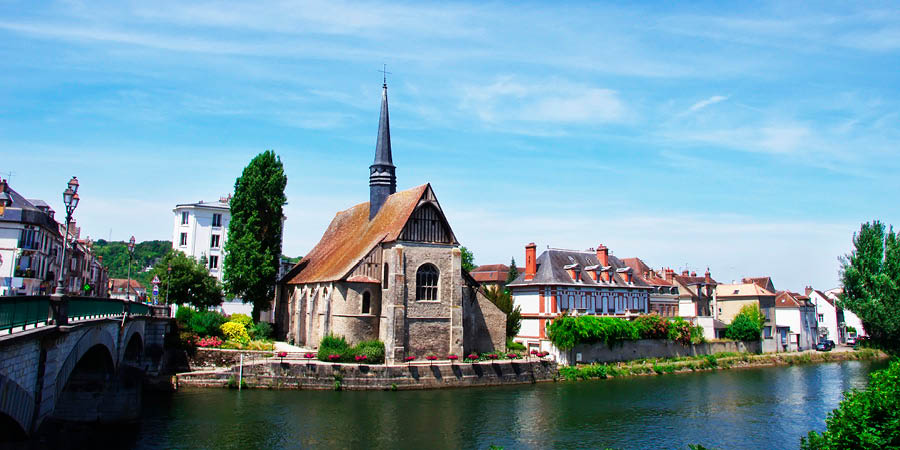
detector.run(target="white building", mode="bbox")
[825,288,866,339]
[806,287,840,343]
[172,196,231,282]
[774,291,818,351]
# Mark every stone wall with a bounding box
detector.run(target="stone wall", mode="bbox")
[186,348,275,370]
[462,287,506,354]
[177,359,558,391]
[560,339,762,365]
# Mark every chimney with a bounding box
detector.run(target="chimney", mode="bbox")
[682,269,690,276]
[524,243,537,281]
[805,286,813,296]
[705,268,712,284]
[596,244,609,267]
[665,268,674,282]
[691,271,697,277]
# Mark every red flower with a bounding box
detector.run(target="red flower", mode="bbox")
[328,354,341,361]
[530,350,539,355]
[488,353,499,359]
[426,355,438,361]
[467,353,479,360]
[507,353,518,359]
[448,355,459,360]
[277,351,288,358]
[304,352,316,359]
[355,355,368,362]
[404,356,416,362]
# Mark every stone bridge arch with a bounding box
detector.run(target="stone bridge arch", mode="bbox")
[0,373,33,441]
[54,326,118,403]
[121,320,146,364]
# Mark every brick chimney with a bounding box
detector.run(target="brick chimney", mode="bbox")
[805,285,813,296]
[596,244,609,267]
[704,268,711,284]
[665,268,674,282]
[691,271,697,277]
[682,269,690,276]
[524,243,537,281]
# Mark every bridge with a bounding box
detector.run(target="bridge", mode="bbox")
[0,295,172,440]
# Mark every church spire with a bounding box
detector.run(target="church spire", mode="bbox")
[369,79,397,220]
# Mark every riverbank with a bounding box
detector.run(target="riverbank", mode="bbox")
[559,347,887,381]
[176,358,559,390]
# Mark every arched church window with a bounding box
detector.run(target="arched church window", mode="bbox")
[382,263,389,289]
[362,291,371,314]
[416,263,439,301]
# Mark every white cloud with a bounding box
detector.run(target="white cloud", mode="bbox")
[460,77,627,130]
[683,95,728,115]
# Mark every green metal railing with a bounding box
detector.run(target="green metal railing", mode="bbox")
[0,295,166,334]
[0,296,51,334]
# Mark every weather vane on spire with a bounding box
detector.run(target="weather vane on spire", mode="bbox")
[378,63,392,87]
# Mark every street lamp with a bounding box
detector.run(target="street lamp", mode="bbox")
[54,177,79,296]
[165,263,172,305]
[126,235,136,301]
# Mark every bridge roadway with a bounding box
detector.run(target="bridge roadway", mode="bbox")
[0,295,172,440]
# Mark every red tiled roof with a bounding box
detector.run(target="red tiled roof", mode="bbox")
[470,264,518,283]
[743,277,774,291]
[775,291,801,308]
[622,257,673,286]
[287,184,429,284]
[346,275,380,284]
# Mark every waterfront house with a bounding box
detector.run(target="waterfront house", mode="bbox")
[774,291,818,351]
[824,288,866,339]
[507,243,652,354]
[805,287,841,343]
[715,282,778,352]
[108,278,147,300]
[272,82,505,363]
[621,258,679,318]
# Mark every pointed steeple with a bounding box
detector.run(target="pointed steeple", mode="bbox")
[369,82,397,220]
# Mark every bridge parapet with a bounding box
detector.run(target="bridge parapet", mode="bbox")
[1,295,169,335]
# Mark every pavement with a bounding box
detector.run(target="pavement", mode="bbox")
[273,341,312,353]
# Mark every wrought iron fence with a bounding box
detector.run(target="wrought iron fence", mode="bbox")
[0,296,50,334]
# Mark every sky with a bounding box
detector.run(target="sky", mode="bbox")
[2,1,899,292]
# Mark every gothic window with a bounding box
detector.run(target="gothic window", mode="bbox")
[416,263,439,301]
[362,291,371,314]
[382,263,389,289]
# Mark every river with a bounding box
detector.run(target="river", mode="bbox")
[68,360,892,449]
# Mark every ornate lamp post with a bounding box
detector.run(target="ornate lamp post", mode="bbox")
[165,263,172,305]
[126,235,136,301]
[54,177,79,296]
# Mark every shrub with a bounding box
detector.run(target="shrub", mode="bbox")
[354,339,385,364]
[801,359,900,449]
[725,304,765,341]
[667,317,694,345]
[318,334,350,363]
[175,306,195,324]
[546,314,639,350]
[177,331,198,348]
[189,310,226,337]
[506,338,526,352]
[229,313,253,328]
[221,321,250,344]
[634,314,670,339]
[249,321,273,340]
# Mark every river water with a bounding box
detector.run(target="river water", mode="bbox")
[125,360,881,449]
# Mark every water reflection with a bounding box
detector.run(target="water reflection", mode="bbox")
[129,360,885,450]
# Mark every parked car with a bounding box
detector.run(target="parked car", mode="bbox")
[846,336,857,345]
[816,340,835,351]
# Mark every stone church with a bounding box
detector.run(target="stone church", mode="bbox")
[274,82,505,363]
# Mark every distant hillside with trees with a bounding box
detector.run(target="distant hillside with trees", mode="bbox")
[93,239,171,287]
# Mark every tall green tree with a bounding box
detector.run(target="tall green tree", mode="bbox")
[839,220,900,352]
[224,150,287,321]
[506,257,519,285]
[147,250,223,308]
[460,246,476,272]
[483,287,522,338]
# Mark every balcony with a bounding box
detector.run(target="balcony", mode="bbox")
[14,268,36,279]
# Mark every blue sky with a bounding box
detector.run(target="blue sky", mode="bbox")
[2,1,899,291]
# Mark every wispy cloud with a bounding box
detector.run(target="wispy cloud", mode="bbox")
[683,95,728,116]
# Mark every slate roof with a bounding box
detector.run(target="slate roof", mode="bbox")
[507,248,652,289]
[174,199,230,210]
[287,184,430,284]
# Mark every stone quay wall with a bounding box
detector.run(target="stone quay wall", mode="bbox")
[562,339,762,365]
[177,359,558,391]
